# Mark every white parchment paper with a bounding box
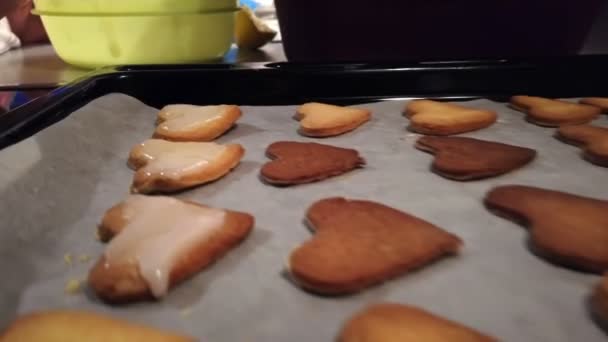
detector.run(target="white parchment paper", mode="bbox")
[0,94,606,341]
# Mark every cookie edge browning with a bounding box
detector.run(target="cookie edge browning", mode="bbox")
[415,136,537,180]
[484,185,608,273]
[260,141,366,185]
[153,105,242,142]
[288,197,463,295]
[557,125,608,167]
[338,303,496,342]
[89,201,255,303]
[0,310,194,342]
[129,143,245,194]
[296,103,372,137]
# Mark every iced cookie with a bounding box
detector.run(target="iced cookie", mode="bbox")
[128,139,244,194]
[89,195,254,303]
[154,104,242,142]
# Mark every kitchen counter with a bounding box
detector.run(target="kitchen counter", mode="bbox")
[0,42,286,90]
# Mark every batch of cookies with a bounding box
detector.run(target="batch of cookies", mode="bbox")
[2,96,608,341]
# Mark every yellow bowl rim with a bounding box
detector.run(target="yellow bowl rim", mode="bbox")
[32,8,240,17]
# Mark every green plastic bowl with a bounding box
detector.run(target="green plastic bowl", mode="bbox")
[36,11,236,68]
[33,0,237,14]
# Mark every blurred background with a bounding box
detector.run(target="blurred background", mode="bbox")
[1,0,608,112]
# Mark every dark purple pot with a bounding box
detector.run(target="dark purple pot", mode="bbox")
[275,0,604,62]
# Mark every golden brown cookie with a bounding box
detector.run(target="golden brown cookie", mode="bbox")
[288,197,462,295]
[404,99,497,135]
[154,104,242,142]
[415,136,536,180]
[338,303,496,342]
[295,102,371,137]
[485,185,608,273]
[128,139,244,194]
[0,310,193,342]
[557,124,608,167]
[580,97,608,113]
[592,275,608,329]
[89,195,254,303]
[260,141,365,186]
[510,95,600,127]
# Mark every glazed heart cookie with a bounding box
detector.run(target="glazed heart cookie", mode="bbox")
[260,141,365,186]
[295,102,371,137]
[0,310,193,342]
[288,197,462,295]
[128,139,244,194]
[404,99,497,135]
[557,124,608,167]
[510,96,600,127]
[415,136,536,180]
[154,104,242,142]
[89,195,254,303]
[485,185,608,273]
[338,303,496,342]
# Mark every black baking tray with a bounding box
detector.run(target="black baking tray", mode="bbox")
[2,55,608,150]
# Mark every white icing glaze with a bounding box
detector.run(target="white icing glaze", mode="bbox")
[105,195,225,298]
[158,105,227,132]
[136,139,227,179]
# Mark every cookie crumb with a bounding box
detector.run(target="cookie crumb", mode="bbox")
[64,279,82,294]
[63,253,73,266]
[78,254,92,263]
[95,230,101,241]
[179,308,193,317]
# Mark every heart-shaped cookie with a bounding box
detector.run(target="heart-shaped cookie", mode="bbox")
[288,197,462,295]
[557,124,608,167]
[0,310,194,342]
[260,141,365,186]
[128,139,244,194]
[580,97,608,113]
[485,185,608,273]
[510,96,600,127]
[592,275,608,331]
[339,303,496,342]
[89,195,254,303]
[154,104,242,142]
[415,136,536,180]
[404,100,497,135]
[295,102,371,137]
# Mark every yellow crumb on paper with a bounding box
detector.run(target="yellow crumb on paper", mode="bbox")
[64,279,82,294]
[63,253,73,266]
[78,254,92,263]
[180,308,193,318]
